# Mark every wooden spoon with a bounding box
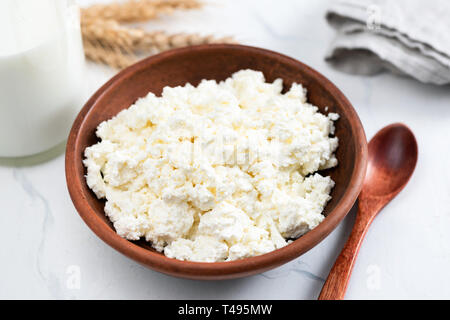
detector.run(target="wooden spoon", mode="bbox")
[318,123,418,300]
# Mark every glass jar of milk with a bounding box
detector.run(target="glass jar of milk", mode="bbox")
[0,0,85,157]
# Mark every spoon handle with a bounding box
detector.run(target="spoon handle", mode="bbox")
[318,199,379,300]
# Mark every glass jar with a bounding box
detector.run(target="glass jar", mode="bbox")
[0,0,85,157]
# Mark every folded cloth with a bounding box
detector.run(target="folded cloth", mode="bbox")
[325,0,450,85]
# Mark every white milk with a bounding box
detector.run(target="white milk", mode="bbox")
[0,0,85,157]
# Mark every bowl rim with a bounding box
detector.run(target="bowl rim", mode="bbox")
[65,44,368,280]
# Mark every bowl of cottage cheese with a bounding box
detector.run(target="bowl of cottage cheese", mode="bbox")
[66,44,368,279]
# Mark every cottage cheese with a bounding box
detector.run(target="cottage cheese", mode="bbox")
[83,70,339,262]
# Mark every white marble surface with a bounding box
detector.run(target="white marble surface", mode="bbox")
[1,0,450,300]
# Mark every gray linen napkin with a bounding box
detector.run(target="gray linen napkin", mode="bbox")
[325,0,450,85]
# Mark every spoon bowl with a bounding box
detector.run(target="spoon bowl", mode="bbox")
[364,124,418,197]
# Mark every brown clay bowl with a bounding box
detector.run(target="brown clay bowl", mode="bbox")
[65,44,368,280]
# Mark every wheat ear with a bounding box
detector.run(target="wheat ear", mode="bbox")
[82,0,203,23]
[82,19,235,68]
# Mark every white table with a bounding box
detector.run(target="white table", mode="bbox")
[1,0,449,299]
